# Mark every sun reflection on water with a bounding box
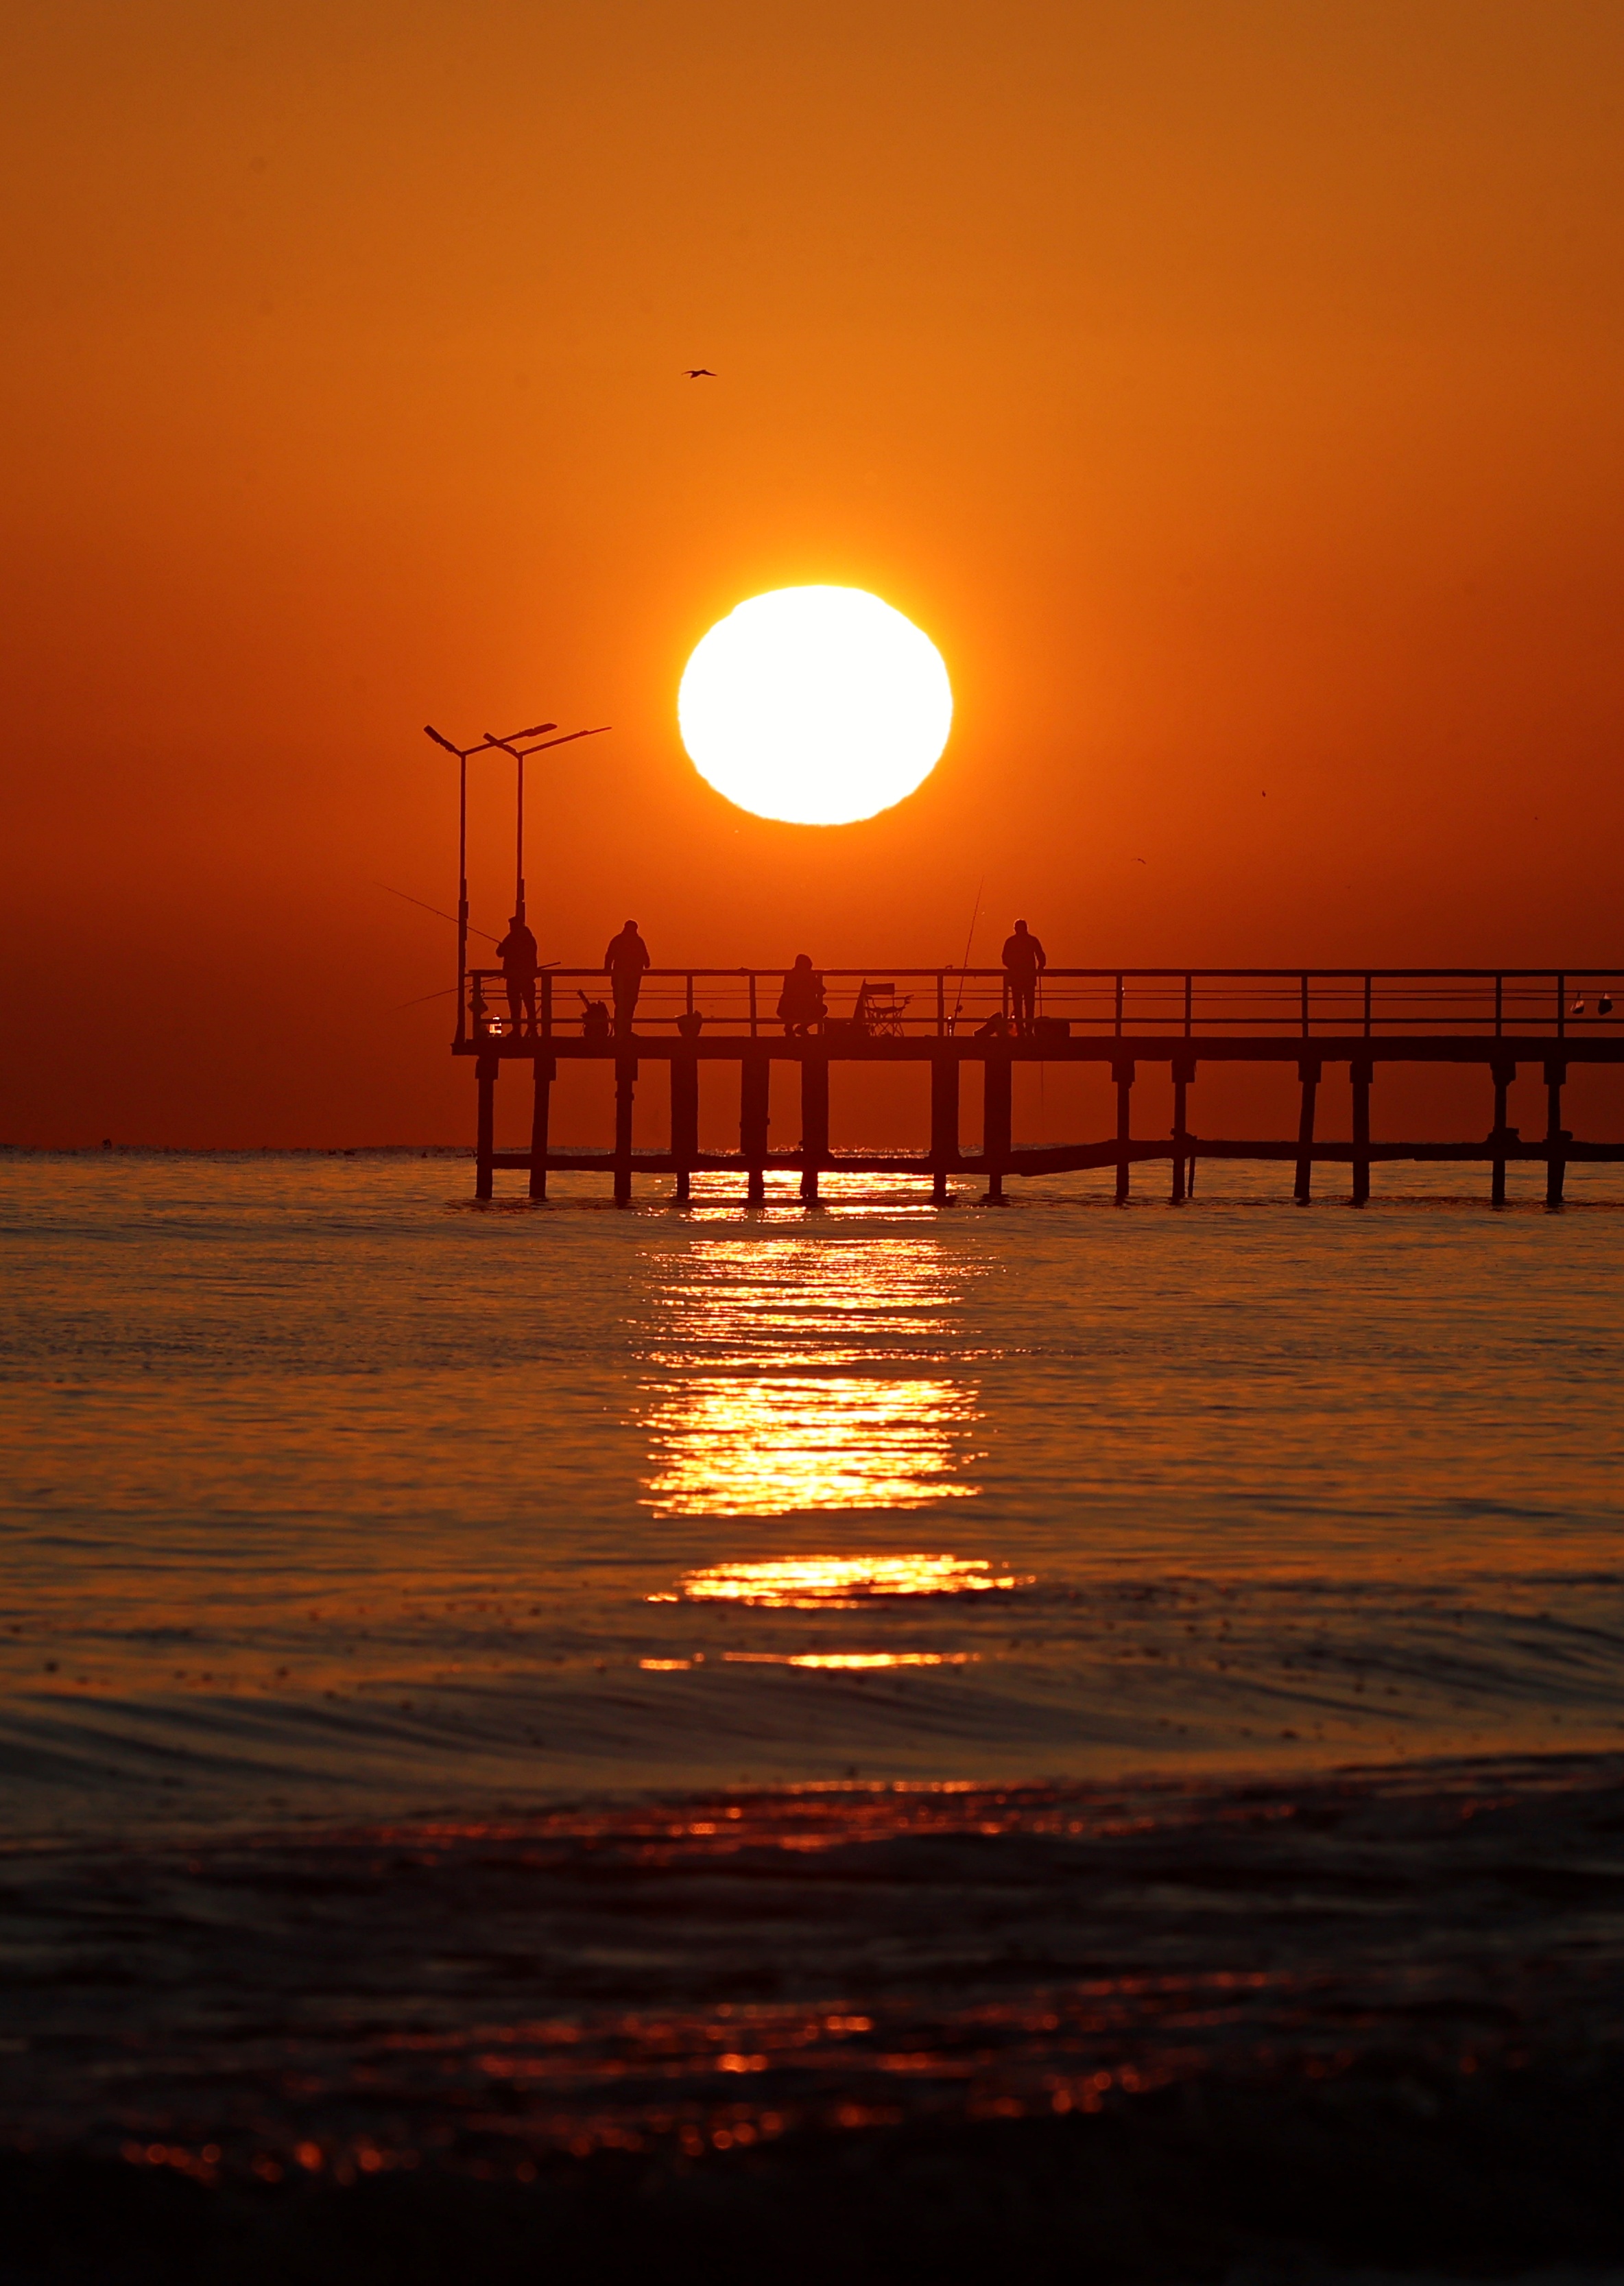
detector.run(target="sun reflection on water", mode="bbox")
[641,1235,976,1370]
[638,1233,987,1517]
[721,1650,977,1669]
[642,1377,980,1515]
[661,1555,1029,1607]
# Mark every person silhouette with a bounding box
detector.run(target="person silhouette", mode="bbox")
[1001,919,1047,1035]
[776,953,826,1036]
[496,912,539,1038]
[604,920,651,1036]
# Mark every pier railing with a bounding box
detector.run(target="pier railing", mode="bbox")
[463,966,1624,1044]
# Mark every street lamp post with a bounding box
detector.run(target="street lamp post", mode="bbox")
[423,718,554,1043]
[481,723,612,942]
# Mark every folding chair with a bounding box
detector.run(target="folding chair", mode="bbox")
[852,981,910,1037]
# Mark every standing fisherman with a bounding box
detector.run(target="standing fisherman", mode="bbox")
[604,920,652,1037]
[497,912,540,1038]
[1001,919,1047,1036]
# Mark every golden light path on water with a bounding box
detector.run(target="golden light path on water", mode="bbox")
[636,1218,1012,1663]
[660,1556,1029,1607]
[641,1377,980,1515]
[637,1232,990,1518]
[638,1649,975,1671]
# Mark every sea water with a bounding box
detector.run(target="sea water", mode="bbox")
[3,1151,1622,1842]
[5,1150,1624,2165]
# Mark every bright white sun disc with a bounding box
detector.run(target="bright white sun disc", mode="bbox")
[678,586,952,826]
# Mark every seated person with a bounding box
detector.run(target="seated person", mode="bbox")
[776,954,826,1036]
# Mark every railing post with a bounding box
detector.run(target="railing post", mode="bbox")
[541,971,553,1040]
[1183,974,1193,1038]
[748,973,758,1039]
[1294,1058,1320,1202]
[1112,1057,1134,1204]
[1363,975,1372,1039]
[1557,974,1566,1042]
[475,1051,498,1200]
[1114,974,1124,1038]
[1494,974,1503,1040]
[937,972,946,1036]
[1300,973,1310,1038]
[1351,1057,1372,1205]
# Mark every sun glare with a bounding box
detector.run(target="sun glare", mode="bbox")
[678,585,953,826]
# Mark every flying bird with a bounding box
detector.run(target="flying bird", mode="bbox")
[684,368,717,379]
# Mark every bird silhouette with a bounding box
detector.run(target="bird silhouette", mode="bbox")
[684,368,717,379]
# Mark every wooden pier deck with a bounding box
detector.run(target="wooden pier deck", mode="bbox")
[453,966,1624,1205]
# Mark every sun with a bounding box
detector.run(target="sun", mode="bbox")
[678,586,953,826]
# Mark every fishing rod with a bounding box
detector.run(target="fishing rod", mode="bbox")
[375,881,501,945]
[390,961,560,1016]
[949,876,984,1032]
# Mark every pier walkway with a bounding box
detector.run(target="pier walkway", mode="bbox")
[454,966,1624,1205]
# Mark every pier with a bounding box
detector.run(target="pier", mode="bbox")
[453,965,1624,1205]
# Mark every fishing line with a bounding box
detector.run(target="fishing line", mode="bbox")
[374,881,502,945]
[950,876,983,1032]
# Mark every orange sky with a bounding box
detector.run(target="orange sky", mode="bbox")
[3,0,1623,1145]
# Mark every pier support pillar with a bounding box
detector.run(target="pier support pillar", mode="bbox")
[475,1052,498,1200]
[800,1051,828,1203]
[1351,1058,1372,1206]
[1544,1058,1568,1206]
[1113,1058,1134,1204]
[1294,1060,1321,1204]
[614,1055,636,1207]
[671,1052,698,1204]
[983,1050,1011,1203]
[931,1051,959,1204]
[1171,1056,1195,1203]
[741,1049,770,1203]
[528,1055,553,1200]
[1490,1056,1515,1206]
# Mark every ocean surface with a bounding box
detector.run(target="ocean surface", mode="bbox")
[3,1150,1624,2182]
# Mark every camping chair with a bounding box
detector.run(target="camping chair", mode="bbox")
[852,981,910,1038]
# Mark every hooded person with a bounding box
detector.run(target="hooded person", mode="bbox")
[776,953,826,1036]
